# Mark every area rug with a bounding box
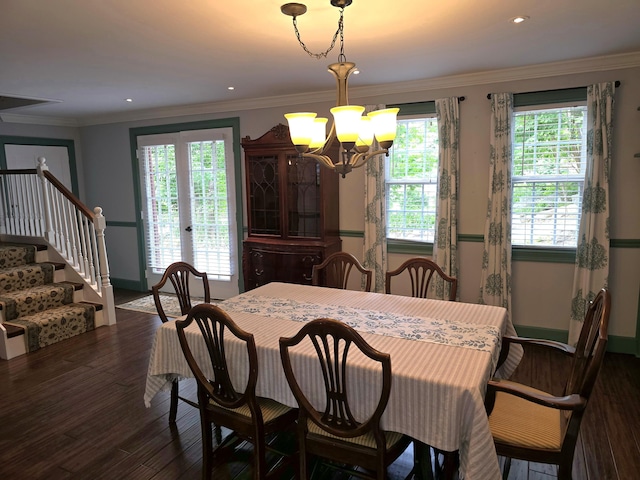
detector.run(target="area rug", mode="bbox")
[116,293,209,318]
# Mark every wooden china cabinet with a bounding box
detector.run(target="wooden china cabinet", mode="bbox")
[241,123,341,290]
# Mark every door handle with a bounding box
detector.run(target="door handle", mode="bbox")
[185,226,192,232]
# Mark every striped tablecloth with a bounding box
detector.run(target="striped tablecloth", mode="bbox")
[145,283,519,479]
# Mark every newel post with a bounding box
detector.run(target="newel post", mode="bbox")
[36,157,56,245]
[93,207,116,325]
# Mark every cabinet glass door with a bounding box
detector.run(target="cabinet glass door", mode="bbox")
[287,155,321,238]
[248,155,280,235]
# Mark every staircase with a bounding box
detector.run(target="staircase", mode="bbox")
[0,158,116,359]
[0,243,103,358]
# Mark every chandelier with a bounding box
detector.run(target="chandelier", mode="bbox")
[281,0,399,177]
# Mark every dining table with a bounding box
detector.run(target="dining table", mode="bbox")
[144,282,521,479]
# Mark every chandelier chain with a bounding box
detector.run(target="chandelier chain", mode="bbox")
[292,7,345,60]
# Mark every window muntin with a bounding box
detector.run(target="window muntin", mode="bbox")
[512,105,587,247]
[386,116,439,242]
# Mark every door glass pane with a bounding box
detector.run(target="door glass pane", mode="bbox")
[288,155,320,238]
[189,139,233,278]
[141,144,181,271]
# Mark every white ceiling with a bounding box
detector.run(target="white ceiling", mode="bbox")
[1,0,639,125]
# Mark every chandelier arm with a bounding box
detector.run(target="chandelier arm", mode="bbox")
[303,152,336,169]
[290,8,345,60]
[349,149,389,169]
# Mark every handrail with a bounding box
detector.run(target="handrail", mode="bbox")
[0,169,38,175]
[0,168,95,219]
[42,170,95,219]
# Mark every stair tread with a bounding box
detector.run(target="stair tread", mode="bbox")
[3,322,24,338]
[0,282,79,301]
[59,280,83,291]
[11,302,96,321]
[79,301,103,311]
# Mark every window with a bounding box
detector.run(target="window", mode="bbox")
[386,115,439,242]
[512,104,587,247]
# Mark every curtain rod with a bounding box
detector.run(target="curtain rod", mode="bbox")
[486,81,621,99]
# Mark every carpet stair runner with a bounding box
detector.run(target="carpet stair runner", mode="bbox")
[0,243,100,354]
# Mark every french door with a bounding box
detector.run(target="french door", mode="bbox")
[138,127,239,299]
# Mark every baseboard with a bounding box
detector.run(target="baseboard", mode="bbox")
[514,325,637,356]
[607,335,637,356]
[111,277,146,291]
[514,325,568,342]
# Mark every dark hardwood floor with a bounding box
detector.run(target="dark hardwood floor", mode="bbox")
[0,288,638,479]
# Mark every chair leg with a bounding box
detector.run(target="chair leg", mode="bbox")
[169,379,179,423]
[441,451,458,480]
[201,419,213,480]
[253,436,266,480]
[300,442,308,480]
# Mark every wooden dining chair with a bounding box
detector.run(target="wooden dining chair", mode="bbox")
[385,257,457,301]
[279,318,426,480]
[312,251,373,292]
[152,261,211,423]
[176,303,298,480]
[485,288,611,480]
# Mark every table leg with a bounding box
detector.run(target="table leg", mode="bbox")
[413,440,434,480]
[441,450,459,480]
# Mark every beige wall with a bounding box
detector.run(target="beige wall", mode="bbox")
[2,62,638,346]
[333,66,640,340]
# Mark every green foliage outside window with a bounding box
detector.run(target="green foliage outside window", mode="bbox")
[386,117,439,242]
[143,139,232,275]
[512,106,586,246]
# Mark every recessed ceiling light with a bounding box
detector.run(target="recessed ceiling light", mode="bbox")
[511,16,529,24]
[227,86,235,91]
[353,69,360,75]
[125,98,133,102]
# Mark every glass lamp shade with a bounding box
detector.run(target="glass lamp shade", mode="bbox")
[369,108,400,143]
[284,112,317,146]
[330,105,365,144]
[356,115,374,147]
[309,117,328,149]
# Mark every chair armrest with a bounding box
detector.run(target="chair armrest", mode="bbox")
[504,335,575,355]
[485,378,586,415]
[495,335,575,371]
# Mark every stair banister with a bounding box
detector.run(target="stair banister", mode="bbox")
[0,157,116,326]
[93,207,116,325]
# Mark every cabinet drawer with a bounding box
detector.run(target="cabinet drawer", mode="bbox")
[243,243,331,290]
[279,250,322,284]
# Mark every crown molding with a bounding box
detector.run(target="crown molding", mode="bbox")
[4,51,640,128]
[352,50,640,97]
[0,113,79,127]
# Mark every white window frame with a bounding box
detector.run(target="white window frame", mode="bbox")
[511,102,587,248]
[385,114,439,243]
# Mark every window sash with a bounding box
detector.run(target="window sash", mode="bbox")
[386,115,438,242]
[511,105,587,247]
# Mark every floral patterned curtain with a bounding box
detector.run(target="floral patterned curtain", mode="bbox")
[479,93,513,320]
[363,104,387,292]
[432,97,460,300]
[568,82,615,345]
